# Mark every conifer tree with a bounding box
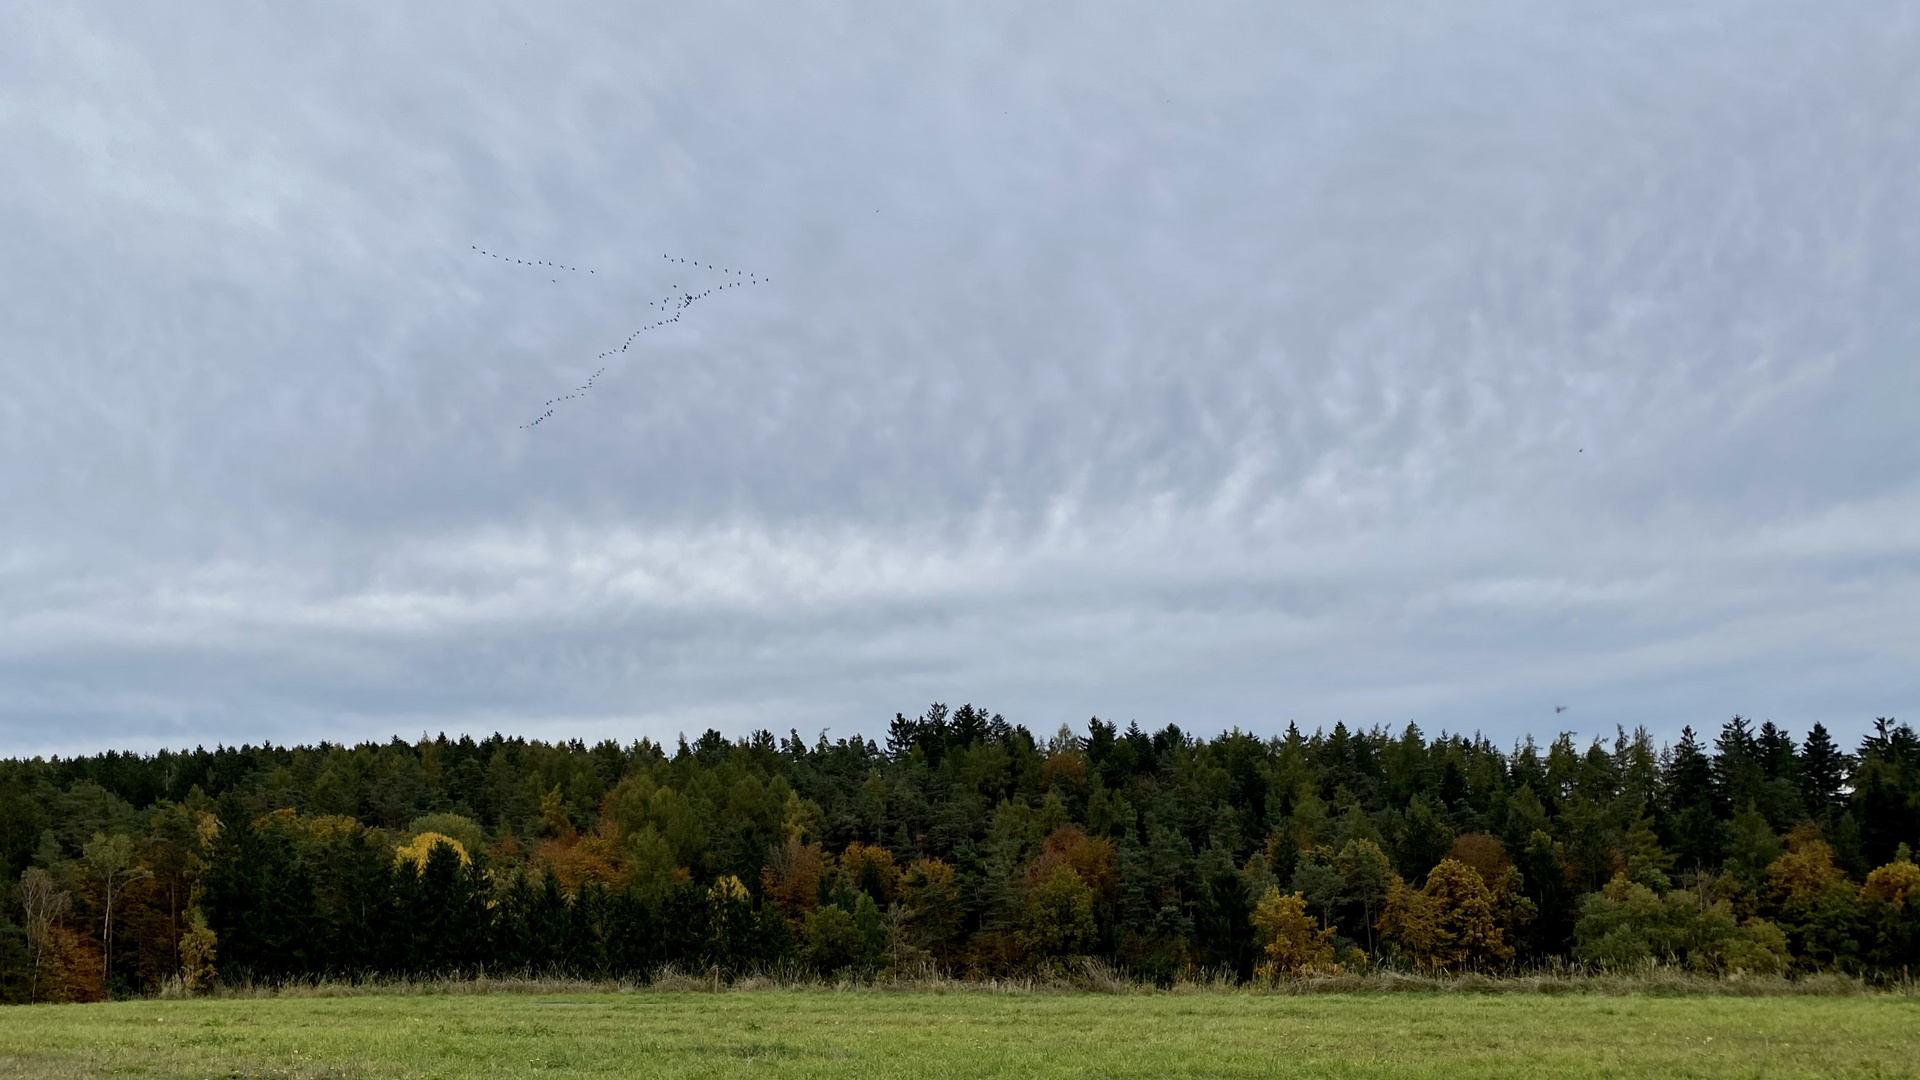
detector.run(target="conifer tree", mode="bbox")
[8,712,1920,993]
[1798,723,1849,819]
[1665,727,1723,870]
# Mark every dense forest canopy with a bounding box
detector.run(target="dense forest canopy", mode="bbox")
[3,708,1918,1001]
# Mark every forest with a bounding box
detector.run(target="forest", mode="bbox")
[2,706,1918,1002]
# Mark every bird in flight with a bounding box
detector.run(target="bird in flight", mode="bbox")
[472,246,592,274]
[476,246,769,430]
[1554,705,1568,714]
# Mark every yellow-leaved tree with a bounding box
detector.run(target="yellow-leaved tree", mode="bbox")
[1378,858,1511,972]
[17,867,70,1003]
[706,873,755,973]
[1764,830,1859,968]
[1858,845,1920,971]
[840,842,901,904]
[179,912,218,994]
[1251,887,1340,977]
[1861,853,1920,908]
[394,832,470,871]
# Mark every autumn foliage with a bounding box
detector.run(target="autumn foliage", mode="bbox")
[1252,888,1340,976]
[5,709,1920,998]
[1377,858,1513,972]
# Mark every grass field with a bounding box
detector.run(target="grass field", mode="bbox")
[2,989,1915,1079]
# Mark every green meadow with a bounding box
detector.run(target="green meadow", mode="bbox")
[2,990,1915,1080]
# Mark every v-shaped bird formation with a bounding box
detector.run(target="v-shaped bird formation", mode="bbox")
[470,246,769,429]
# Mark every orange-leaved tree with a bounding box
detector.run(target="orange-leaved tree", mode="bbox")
[761,837,827,929]
[1442,833,1536,950]
[18,867,70,1004]
[1028,826,1118,902]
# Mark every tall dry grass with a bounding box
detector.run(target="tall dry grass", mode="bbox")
[194,959,1910,1001]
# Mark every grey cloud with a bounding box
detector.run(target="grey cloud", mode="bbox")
[1,1,1916,755]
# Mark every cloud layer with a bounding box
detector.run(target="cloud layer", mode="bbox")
[3,1,1916,755]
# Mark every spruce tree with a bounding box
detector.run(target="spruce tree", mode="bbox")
[1756,722,1800,785]
[1798,722,1848,819]
[1855,719,1920,866]
[1712,715,1763,814]
[1664,727,1724,870]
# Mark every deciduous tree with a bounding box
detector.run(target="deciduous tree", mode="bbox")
[1379,858,1511,972]
[1250,887,1338,976]
[17,866,69,1003]
[1023,865,1097,959]
[81,831,150,986]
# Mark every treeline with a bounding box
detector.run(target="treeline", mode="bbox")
[3,707,1918,1001]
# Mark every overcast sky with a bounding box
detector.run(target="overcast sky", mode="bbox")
[2,2,1915,758]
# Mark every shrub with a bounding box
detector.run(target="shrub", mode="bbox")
[1574,874,1789,975]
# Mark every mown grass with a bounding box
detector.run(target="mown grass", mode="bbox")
[2,988,1915,1079]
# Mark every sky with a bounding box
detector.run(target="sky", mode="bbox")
[2,1,1916,758]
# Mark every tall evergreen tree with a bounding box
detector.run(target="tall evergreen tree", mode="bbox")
[1664,727,1724,870]
[9,712,1920,993]
[1712,716,1763,814]
[201,804,316,981]
[1756,722,1799,784]
[1799,723,1849,820]
[1854,719,1920,866]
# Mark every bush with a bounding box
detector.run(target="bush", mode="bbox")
[1574,874,1789,975]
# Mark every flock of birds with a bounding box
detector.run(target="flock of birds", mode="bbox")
[469,247,767,429]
